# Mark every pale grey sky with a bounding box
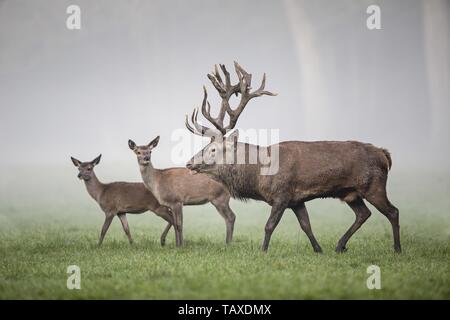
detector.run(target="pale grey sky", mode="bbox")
[0,0,448,174]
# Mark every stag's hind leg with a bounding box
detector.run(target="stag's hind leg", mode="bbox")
[211,194,236,244]
[364,185,401,253]
[336,197,372,253]
[291,203,322,253]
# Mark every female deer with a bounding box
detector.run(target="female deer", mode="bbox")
[128,138,236,247]
[71,155,174,245]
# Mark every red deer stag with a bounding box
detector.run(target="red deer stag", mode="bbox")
[185,62,401,253]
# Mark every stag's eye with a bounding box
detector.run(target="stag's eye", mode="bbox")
[137,151,141,155]
[211,148,216,153]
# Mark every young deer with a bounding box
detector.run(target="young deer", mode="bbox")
[71,154,174,245]
[128,137,236,247]
[186,62,401,253]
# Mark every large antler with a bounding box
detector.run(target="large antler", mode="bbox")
[186,61,276,138]
[185,106,219,139]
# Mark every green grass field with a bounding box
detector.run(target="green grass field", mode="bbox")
[0,168,449,299]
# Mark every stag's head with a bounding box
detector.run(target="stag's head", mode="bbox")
[186,130,239,174]
[185,62,276,175]
[128,136,160,166]
[71,154,101,181]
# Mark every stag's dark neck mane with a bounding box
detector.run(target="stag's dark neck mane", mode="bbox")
[214,142,269,201]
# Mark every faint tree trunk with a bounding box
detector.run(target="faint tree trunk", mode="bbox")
[423,0,450,159]
[283,0,333,140]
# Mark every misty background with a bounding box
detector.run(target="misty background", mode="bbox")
[0,0,449,206]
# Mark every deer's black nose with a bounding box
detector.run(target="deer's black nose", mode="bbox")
[144,156,150,161]
[186,162,192,169]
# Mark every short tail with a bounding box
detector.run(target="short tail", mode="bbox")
[381,148,392,170]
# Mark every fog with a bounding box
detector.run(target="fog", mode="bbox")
[0,0,449,181]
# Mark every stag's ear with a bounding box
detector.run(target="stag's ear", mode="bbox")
[148,136,160,149]
[71,157,82,167]
[91,154,102,166]
[128,139,136,150]
[226,130,239,143]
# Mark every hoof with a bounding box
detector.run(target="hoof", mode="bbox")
[335,246,348,253]
[314,247,323,254]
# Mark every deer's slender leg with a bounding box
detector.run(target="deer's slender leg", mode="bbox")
[336,197,371,253]
[99,215,114,245]
[364,188,401,253]
[154,206,174,246]
[160,223,172,246]
[292,203,322,253]
[211,195,236,244]
[262,202,287,252]
[118,213,133,244]
[171,203,184,247]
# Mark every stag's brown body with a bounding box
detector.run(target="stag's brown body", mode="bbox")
[217,141,391,205]
[71,155,174,245]
[186,62,401,253]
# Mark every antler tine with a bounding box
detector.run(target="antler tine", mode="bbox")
[185,111,198,135]
[234,61,252,90]
[187,62,276,139]
[213,64,223,85]
[223,64,277,132]
[185,108,219,138]
[250,73,277,98]
[219,64,231,88]
[204,64,240,135]
[200,86,227,135]
[207,73,225,95]
[193,108,218,137]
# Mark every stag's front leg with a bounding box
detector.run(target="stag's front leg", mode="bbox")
[292,203,322,253]
[262,202,287,252]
